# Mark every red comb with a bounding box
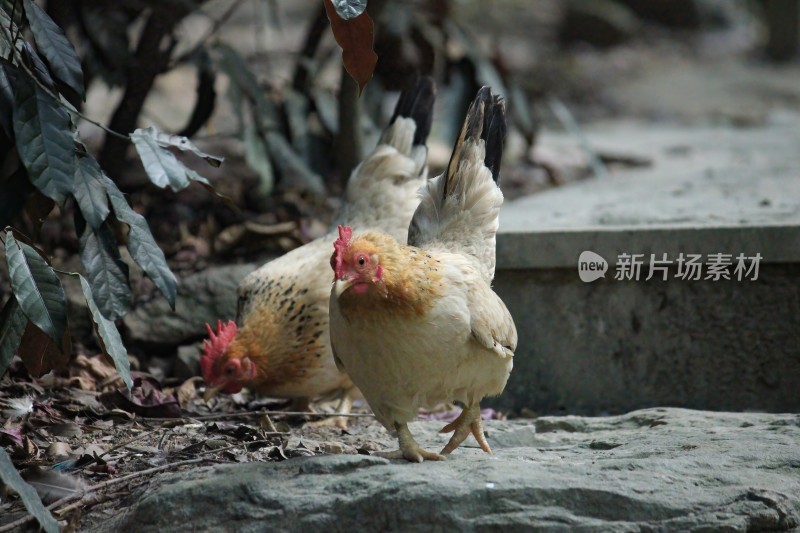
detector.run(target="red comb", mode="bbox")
[332,225,352,279]
[200,320,238,380]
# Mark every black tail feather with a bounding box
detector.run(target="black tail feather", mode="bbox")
[444,86,507,197]
[482,93,506,184]
[390,76,436,147]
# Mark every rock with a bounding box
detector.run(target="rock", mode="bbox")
[558,0,640,48]
[122,263,258,347]
[104,409,800,532]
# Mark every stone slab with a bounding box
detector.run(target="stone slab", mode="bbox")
[103,409,800,533]
[497,121,800,269]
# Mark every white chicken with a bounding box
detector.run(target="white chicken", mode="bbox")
[328,87,516,461]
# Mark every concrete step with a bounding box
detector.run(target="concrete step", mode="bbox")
[494,120,800,415]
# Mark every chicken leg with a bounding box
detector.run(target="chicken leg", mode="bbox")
[440,404,492,455]
[306,388,356,429]
[375,423,446,462]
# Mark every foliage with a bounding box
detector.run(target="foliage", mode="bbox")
[0,0,220,385]
[0,448,58,533]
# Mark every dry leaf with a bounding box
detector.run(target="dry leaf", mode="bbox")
[18,322,71,377]
[176,377,202,409]
[46,442,72,460]
[50,422,82,438]
[99,376,181,418]
[323,0,378,93]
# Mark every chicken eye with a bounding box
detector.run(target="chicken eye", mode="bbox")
[224,363,237,375]
[358,256,366,266]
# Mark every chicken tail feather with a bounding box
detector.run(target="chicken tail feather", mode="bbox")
[408,86,507,281]
[444,87,506,195]
[390,76,436,147]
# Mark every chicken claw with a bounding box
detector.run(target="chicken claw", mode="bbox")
[440,404,492,455]
[376,423,445,463]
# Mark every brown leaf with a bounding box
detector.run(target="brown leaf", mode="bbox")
[176,376,202,409]
[68,354,121,391]
[98,376,181,418]
[0,424,24,447]
[21,191,55,239]
[323,0,378,93]
[46,441,72,460]
[18,321,72,377]
[49,422,82,438]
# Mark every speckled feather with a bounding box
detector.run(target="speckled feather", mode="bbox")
[218,78,436,400]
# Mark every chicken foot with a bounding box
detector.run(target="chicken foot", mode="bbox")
[375,423,446,462]
[440,404,492,455]
[305,388,356,429]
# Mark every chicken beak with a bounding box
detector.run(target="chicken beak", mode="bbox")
[203,384,222,401]
[334,278,354,297]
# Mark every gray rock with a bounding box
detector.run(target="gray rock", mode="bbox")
[104,409,800,532]
[123,263,258,346]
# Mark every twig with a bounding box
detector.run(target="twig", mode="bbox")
[143,409,376,422]
[96,427,165,461]
[0,458,208,532]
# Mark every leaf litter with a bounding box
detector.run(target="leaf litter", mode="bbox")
[1,349,479,532]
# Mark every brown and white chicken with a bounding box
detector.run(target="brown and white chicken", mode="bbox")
[201,79,436,426]
[329,87,516,461]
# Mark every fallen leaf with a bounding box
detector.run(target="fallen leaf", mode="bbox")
[46,442,72,460]
[175,376,202,409]
[50,422,82,438]
[0,424,24,447]
[99,376,181,418]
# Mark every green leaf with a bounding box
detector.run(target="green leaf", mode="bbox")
[22,0,85,99]
[12,75,75,206]
[244,123,274,197]
[4,230,66,345]
[141,126,224,167]
[77,274,132,390]
[20,41,56,92]
[0,297,27,376]
[0,5,23,61]
[131,128,213,192]
[73,155,110,230]
[78,221,131,321]
[0,449,59,533]
[104,179,177,309]
[0,59,17,137]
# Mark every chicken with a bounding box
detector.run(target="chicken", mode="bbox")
[328,87,516,461]
[201,78,436,426]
